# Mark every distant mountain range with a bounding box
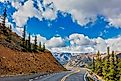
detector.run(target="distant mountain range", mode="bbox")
[52,52,93,67]
[52,52,72,65]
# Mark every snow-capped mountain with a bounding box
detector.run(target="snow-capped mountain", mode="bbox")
[66,54,92,67]
[52,52,93,66]
[52,52,72,65]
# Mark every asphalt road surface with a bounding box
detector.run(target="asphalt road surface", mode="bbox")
[32,68,86,81]
[0,68,86,81]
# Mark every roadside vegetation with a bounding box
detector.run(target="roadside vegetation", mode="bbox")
[89,47,121,81]
[87,77,94,81]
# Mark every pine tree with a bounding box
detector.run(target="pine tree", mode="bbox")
[28,33,31,51]
[41,43,45,52]
[108,51,116,81]
[9,25,12,31]
[8,25,12,41]
[102,47,111,80]
[92,57,95,72]
[39,42,42,51]
[2,7,7,26]
[43,43,45,51]
[23,26,26,41]
[115,55,120,81]
[25,40,29,50]
[118,59,121,81]
[34,35,37,51]
[95,51,103,76]
[22,26,26,47]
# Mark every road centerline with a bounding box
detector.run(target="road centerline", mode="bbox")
[61,69,80,81]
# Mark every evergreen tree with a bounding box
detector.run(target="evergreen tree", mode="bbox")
[8,25,12,41]
[22,26,26,47]
[23,26,26,41]
[118,60,121,81]
[25,40,29,50]
[2,7,7,26]
[28,33,31,51]
[43,43,45,51]
[41,43,45,52]
[108,51,116,81]
[102,47,111,80]
[9,25,12,31]
[95,51,103,76]
[39,42,42,51]
[115,55,120,81]
[34,35,37,51]
[92,57,95,72]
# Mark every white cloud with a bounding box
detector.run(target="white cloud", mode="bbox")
[12,1,21,9]
[106,36,121,52]
[69,34,93,46]
[13,0,42,27]
[0,0,5,2]
[46,36,66,48]
[36,34,47,44]
[42,8,57,20]
[1,0,121,27]
[43,0,121,27]
[11,0,58,27]
[47,33,121,53]
[94,37,107,53]
[23,33,121,53]
[30,34,47,44]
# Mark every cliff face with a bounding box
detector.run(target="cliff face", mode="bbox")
[0,45,65,76]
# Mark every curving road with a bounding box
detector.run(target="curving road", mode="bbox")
[32,68,86,81]
[0,68,86,81]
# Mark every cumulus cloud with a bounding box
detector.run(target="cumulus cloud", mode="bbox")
[11,0,58,27]
[46,36,66,48]
[42,8,57,20]
[106,36,121,52]
[12,0,42,27]
[94,37,107,52]
[69,34,93,46]
[11,1,21,9]
[2,0,121,27]
[20,33,121,53]
[29,34,47,44]
[43,0,121,27]
[47,33,121,53]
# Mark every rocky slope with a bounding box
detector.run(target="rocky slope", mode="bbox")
[0,45,65,76]
[0,23,65,76]
[65,54,92,67]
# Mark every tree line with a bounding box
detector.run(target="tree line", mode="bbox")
[91,47,121,81]
[21,26,46,52]
[0,7,46,52]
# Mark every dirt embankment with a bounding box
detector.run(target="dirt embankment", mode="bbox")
[0,45,65,76]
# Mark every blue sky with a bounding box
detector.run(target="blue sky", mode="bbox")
[0,0,121,39]
[26,14,121,39]
[0,0,121,53]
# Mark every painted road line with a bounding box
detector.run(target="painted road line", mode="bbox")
[61,69,80,81]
